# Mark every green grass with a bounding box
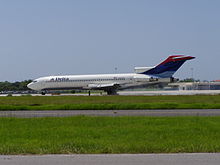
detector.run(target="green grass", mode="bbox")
[2,95,220,105]
[0,95,220,110]
[0,116,220,154]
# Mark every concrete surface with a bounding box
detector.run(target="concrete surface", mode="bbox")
[0,109,220,118]
[0,154,219,165]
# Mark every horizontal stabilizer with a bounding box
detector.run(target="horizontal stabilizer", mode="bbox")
[134,67,154,74]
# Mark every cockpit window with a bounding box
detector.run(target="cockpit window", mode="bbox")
[33,80,37,83]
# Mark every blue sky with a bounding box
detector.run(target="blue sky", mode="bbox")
[0,0,219,81]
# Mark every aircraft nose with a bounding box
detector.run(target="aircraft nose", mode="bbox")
[27,82,34,90]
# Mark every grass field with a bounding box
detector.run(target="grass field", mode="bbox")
[0,116,220,154]
[0,95,220,110]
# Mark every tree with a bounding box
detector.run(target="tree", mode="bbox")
[0,80,32,91]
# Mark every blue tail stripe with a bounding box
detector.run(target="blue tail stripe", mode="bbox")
[141,60,186,78]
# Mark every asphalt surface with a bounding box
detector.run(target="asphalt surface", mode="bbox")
[0,109,220,117]
[1,90,220,97]
[0,154,219,165]
[119,90,220,95]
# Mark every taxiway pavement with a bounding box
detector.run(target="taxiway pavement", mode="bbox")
[0,154,219,165]
[0,109,220,118]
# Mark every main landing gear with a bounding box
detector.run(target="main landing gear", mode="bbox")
[41,91,46,95]
[105,89,118,95]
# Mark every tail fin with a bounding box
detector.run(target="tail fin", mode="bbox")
[141,55,195,78]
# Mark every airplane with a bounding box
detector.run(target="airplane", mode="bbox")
[27,55,195,95]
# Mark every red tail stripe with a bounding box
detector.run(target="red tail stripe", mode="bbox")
[158,55,195,66]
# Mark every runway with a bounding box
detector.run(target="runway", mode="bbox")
[0,154,219,165]
[118,90,220,96]
[1,90,220,96]
[0,109,220,118]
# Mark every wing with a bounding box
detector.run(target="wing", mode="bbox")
[87,83,120,89]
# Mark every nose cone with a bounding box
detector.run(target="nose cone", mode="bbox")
[27,82,40,91]
[27,82,34,90]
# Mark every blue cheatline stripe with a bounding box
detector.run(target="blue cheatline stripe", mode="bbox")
[147,71,176,78]
[141,60,186,78]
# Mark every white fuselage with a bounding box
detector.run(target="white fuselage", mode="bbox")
[27,55,195,94]
[27,73,154,91]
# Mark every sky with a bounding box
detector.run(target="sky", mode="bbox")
[0,0,219,82]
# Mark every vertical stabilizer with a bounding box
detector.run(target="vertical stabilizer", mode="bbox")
[141,55,195,78]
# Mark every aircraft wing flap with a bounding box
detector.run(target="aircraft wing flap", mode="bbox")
[88,83,118,89]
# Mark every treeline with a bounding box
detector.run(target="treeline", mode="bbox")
[0,80,32,91]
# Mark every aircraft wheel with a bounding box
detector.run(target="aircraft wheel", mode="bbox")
[106,89,117,95]
[41,91,46,95]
